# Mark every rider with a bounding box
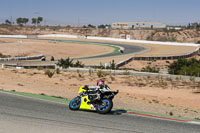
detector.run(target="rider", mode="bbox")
[84,80,111,101]
[97,79,104,87]
[96,79,111,92]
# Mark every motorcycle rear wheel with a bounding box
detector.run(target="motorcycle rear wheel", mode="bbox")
[97,99,113,114]
[69,97,81,110]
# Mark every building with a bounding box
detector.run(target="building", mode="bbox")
[112,22,166,29]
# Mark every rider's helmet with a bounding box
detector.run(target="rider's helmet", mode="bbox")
[97,80,104,86]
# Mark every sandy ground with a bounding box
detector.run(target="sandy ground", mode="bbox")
[0,68,200,119]
[0,38,114,60]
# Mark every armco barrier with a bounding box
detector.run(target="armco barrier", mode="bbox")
[116,47,200,67]
[0,55,45,61]
[38,34,77,38]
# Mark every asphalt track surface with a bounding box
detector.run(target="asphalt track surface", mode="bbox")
[40,39,148,60]
[0,92,200,133]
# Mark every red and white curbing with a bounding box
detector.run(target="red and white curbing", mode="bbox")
[127,112,200,125]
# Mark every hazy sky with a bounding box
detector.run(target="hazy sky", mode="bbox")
[0,0,199,26]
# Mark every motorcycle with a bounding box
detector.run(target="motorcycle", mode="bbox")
[69,85,118,114]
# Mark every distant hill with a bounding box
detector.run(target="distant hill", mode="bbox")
[0,25,200,43]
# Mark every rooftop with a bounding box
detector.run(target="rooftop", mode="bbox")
[113,22,166,25]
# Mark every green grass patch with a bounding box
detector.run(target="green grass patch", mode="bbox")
[0,89,68,103]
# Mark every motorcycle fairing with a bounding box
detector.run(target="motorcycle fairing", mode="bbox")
[80,96,96,110]
[78,86,96,110]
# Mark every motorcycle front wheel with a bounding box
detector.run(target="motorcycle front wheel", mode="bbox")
[69,97,81,110]
[97,99,113,114]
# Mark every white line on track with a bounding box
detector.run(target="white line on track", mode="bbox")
[188,121,200,125]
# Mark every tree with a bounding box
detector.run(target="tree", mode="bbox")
[16,17,29,26]
[32,18,37,25]
[32,17,43,26]
[187,23,191,29]
[16,18,23,26]
[5,19,11,25]
[98,24,106,29]
[168,58,200,76]
[37,17,43,25]
[88,24,96,28]
[22,18,29,25]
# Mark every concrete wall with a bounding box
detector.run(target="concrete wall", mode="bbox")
[86,36,200,47]
[0,35,27,38]
[38,34,77,38]
[1,34,199,47]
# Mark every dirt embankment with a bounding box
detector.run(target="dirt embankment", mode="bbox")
[0,25,200,43]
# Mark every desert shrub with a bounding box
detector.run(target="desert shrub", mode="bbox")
[0,53,10,58]
[44,69,55,78]
[37,66,43,71]
[166,60,170,64]
[141,66,159,73]
[73,60,84,68]
[78,72,83,78]
[57,58,73,68]
[168,58,200,77]
[57,57,84,68]
[108,60,118,70]
[196,40,200,44]
[89,69,93,75]
[97,70,106,78]
[55,68,60,74]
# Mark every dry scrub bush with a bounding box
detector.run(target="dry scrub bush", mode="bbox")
[44,70,55,78]
[97,70,106,78]
[55,68,61,74]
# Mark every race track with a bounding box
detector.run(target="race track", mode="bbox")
[0,92,199,133]
[50,40,148,60]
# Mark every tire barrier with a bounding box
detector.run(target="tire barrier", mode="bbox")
[116,48,200,67]
[0,54,45,61]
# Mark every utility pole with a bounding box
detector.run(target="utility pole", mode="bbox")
[10,16,13,25]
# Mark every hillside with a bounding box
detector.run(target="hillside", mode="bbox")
[0,25,200,43]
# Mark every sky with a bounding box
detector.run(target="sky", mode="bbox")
[0,0,200,26]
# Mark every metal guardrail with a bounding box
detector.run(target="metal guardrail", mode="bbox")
[63,67,200,82]
[0,55,45,61]
[116,48,200,67]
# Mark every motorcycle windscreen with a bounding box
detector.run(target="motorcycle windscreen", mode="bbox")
[80,96,96,111]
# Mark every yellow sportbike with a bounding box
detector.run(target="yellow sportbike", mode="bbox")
[69,85,119,114]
